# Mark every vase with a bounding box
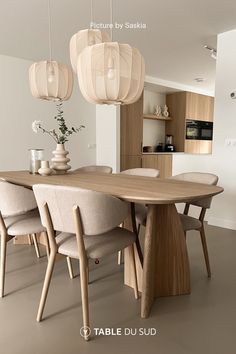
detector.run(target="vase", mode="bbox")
[51,144,71,174]
[38,160,53,176]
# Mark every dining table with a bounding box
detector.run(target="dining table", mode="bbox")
[0,170,223,318]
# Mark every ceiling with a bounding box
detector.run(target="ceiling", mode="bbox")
[1,0,236,94]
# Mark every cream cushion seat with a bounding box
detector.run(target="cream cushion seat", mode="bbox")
[74,165,112,174]
[135,208,202,231]
[56,227,136,259]
[121,168,159,178]
[179,214,202,231]
[4,210,45,236]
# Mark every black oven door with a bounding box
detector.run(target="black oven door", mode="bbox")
[199,122,213,140]
[186,120,200,140]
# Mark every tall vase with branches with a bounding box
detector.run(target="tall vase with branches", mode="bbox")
[32,100,85,174]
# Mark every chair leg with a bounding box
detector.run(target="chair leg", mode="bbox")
[0,231,8,298]
[199,227,211,278]
[37,250,57,322]
[137,223,141,235]
[44,233,50,259]
[28,234,33,245]
[79,259,90,341]
[66,257,74,279]
[135,235,143,266]
[87,263,89,284]
[32,233,40,258]
[118,250,122,265]
[130,244,139,299]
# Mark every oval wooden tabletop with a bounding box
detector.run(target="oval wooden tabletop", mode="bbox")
[0,170,223,204]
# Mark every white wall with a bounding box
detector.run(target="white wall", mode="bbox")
[173,29,236,229]
[143,90,166,146]
[0,55,96,171]
[96,105,120,173]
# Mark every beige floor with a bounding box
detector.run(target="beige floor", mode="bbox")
[0,224,235,354]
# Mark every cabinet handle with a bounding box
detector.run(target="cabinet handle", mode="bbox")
[141,141,143,153]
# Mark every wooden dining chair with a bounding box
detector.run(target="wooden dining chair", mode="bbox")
[73,165,113,174]
[33,184,138,341]
[0,180,48,297]
[171,172,219,277]
[68,164,113,278]
[118,168,160,265]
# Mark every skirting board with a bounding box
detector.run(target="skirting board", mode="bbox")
[208,217,236,231]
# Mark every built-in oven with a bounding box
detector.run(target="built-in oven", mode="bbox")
[186,119,213,140]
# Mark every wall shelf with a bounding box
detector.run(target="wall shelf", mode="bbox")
[143,114,172,121]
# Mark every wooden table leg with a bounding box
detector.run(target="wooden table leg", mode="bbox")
[124,203,191,318]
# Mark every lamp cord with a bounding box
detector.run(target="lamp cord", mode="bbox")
[90,0,94,28]
[47,0,52,61]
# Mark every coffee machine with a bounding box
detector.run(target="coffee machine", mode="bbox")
[165,135,175,152]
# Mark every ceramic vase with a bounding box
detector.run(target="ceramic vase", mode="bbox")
[51,144,71,174]
[38,160,53,176]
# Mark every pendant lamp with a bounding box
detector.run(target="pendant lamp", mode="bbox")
[69,1,110,73]
[77,42,145,105]
[77,0,145,105]
[29,0,73,101]
[29,61,73,101]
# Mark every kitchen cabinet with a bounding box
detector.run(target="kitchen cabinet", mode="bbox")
[120,94,143,171]
[186,92,214,122]
[166,92,186,152]
[120,155,142,171]
[141,154,172,178]
[120,94,143,156]
[166,92,214,154]
[185,140,212,154]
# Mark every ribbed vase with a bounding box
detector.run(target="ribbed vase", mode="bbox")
[51,144,71,174]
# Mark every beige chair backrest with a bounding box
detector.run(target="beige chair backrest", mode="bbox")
[171,172,219,208]
[74,165,112,174]
[121,168,160,178]
[33,184,128,236]
[0,180,37,217]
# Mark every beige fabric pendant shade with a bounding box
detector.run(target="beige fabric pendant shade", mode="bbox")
[70,29,110,73]
[29,61,73,101]
[77,42,145,105]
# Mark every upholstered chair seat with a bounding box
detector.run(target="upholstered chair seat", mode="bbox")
[73,165,113,174]
[135,208,203,231]
[121,168,159,178]
[179,214,202,231]
[56,227,135,259]
[4,210,45,236]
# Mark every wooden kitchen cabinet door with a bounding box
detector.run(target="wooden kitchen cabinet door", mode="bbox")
[142,155,172,178]
[186,92,214,122]
[185,140,212,154]
[120,94,143,156]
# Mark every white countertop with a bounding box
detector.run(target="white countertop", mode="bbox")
[142,152,185,155]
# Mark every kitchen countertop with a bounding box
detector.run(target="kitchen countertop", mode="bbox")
[142,152,185,155]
